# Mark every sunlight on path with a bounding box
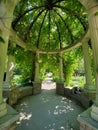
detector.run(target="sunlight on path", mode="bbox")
[15,75,84,130]
[42,76,56,90]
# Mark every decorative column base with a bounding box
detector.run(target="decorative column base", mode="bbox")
[0,104,19,130]
[91,104,98,122]
[56,81,64,95]
[0,102,7,118]
[3,82,19,105]
[84,84,96,100]
[32,82,41,95]
[78,108,98,130]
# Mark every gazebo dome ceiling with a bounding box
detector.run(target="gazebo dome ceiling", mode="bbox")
[45,0,55,10]
[13,0,88,51]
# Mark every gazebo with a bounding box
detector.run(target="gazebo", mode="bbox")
[0,0,98,130]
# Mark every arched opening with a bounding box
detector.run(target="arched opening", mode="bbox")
[0,0,98,130]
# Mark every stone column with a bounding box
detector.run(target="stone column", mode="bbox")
[4,42,16,89]
[4,55,14,89]
[33,51,41,94]
[56,52,64,95]
[88,7,98,121]
[0,0,20,118]
[79,0,98,122]
[82,41,95,93]
[59,52,64,81]
[34,51,40,82]
[3,51,19,105]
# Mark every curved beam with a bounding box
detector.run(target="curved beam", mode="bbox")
[10,28,38,52]
[78,0,88,7]
[61,28,90,53]
[10,28,90,54]
[38,28,90,54]
[78,0,92,9]
[78,0,98,12]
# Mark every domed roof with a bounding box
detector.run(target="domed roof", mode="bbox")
[13,0,88,52]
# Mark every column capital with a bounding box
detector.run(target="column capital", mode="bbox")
[78,0,98,17]
[78,0,98,10]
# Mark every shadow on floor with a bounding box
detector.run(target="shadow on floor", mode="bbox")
[14,85,84,130]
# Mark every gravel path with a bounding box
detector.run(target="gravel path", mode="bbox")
[15,80,84,130]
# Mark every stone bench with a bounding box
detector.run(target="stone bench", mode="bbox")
[64,87,93,108]
[19,86,33,99]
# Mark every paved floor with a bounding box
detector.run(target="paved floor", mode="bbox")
[15,79,84,130]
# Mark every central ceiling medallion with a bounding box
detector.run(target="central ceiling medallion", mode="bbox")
[45,0,55,10]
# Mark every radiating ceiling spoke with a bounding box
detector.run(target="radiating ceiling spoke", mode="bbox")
[36,10,48,48]
[52,12,62,49]
[25,9,45,41]
[54,9,74,43]
[54,5,87,30]
[53,0,65,5]
[13,6,44,28]
[48,10,51,48]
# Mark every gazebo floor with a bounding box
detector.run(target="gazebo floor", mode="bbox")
[15,80,84,130]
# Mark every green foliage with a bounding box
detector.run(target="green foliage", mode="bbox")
[0,36,5,43]
[0,0,6,3]
[12,75,23,85]
[3,0,6,3]
[40,54,59,81]
[95,12,98,16]
[0,29,5,43]
[63,47,82,86]
[12,0,88,85]
[13,0,87,51]
[70,76,85,87]
[14,47,34,83]
[7,41,16,55]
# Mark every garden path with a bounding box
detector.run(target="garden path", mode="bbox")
[15,77,84,130]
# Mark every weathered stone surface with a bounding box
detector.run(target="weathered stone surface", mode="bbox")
[32,82,41,95]
[19,86,33,98]
[3,86,33,105]
[0,104,19,130]
[64,87,93,108]
[0,102,7,118]
[64,87,72,97]
[78,108,98,130]
[91,105,98,122]
[56,82,64,95]
[3,87,19,105]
